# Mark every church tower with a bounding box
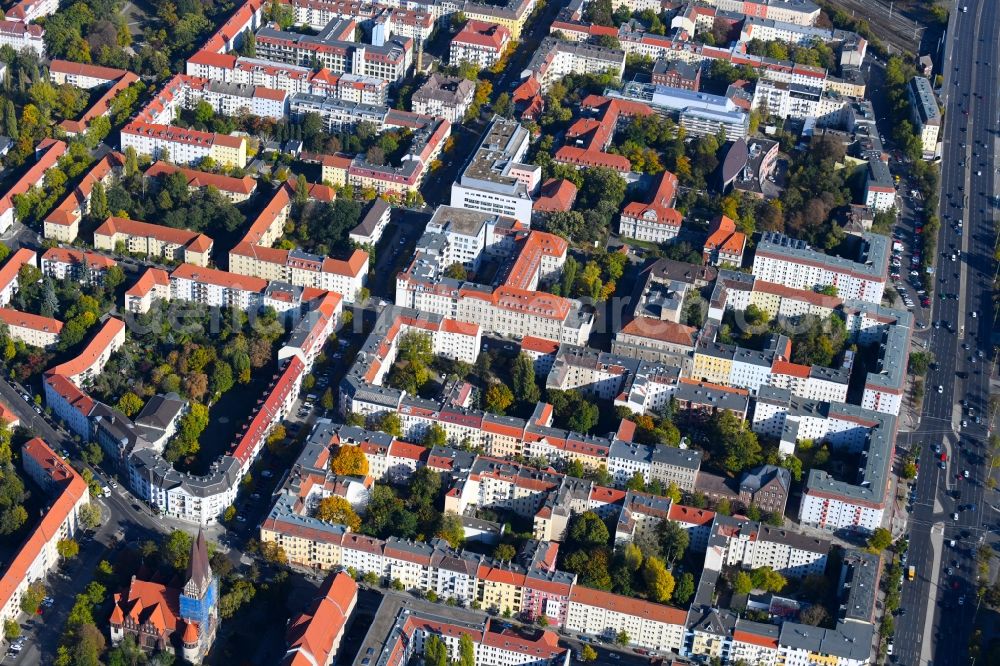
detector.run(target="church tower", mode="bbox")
[178,529,219,663]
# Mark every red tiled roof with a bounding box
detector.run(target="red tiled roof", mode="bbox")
[145,161,257,195]
[532,178,577,213]
[0,308,63,334]
[282,572,357,666]
[453,20,510,50]
[619,318,697,346]
[125,267,169,298]
[46,317,124,380]
[554,146,631,172]
[0,438,87,617]
[41,248,116,271]
[170,263,268,293]
[95,217,214,253]
[0,248,36,293]
[569,586,687,625]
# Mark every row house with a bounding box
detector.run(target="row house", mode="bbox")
[121,122,248,168]
[43,152,126,243]
[93,217,214,267]
[0,139,66,233]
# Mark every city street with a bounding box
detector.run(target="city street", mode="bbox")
[892,1,1000,664]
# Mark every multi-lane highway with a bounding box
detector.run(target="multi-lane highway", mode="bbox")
[894,1,999,664]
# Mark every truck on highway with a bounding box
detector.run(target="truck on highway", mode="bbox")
[908,565,916,581]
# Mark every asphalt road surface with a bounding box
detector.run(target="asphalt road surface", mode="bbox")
[893,1,999,664]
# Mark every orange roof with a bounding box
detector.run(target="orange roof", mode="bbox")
[733,629,779,649]
[170,263,268,293]
[771,359,810,378]
[118,579,180,634]
[47,317,125,380]
[0,248,36,292]
[283,572,357,666]
[619,317,696,346]
[520,336,559,355]
[319,153,353,170]
[0,438,87,616]
[532,178,577,213]
[0,308,62,334]
[668,504,716,525]
[322,249,368,277]
[95,217,213,252]
[441,319,479,336]
[125,267,170,298]
[705,215,737,249]
[0,401,17,426]
[569,586,687,625]
[453,20,510,50]
[752,280,842,309]
[144,161,256,195]
[42,374,94,417]
[122,121,245,150]
[504,231,567,292]
[0,140,66,214]
[554,146,631,172]
[41,247,116,271]
[49,60,129,81]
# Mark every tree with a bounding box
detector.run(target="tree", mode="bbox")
[615,629,630,646]
[219,579,256,619]
[580,645,598,662]
[908,351,934,376]
[57,538,80,559]
[799,604,829,626]
[711,411,762,473]
[423,634,448,666]
[444,262,467,280]
[485,382,514,415]
[436,512,465,548]
[423,422,447,447]
[512,353,539,404]
[116,392,143,417]
[673,572,696,604]
[375,412,403,437]
[458,633,475,666]
[79,503,101,530]
[866,527,893,553]
[321,388,335,411]
[493,543,516,562]
[626,471,646,491]
[665,482,682,503]
[315,496,361,531]
[568,511,610,548]
[749,566,787,593]
[331,445,369,476]
[642,556,675,602]
[658,520,689,564]
[20,581,45,614]
[163,530,193,571]
[3,620,18,640]
[734,571,753,595]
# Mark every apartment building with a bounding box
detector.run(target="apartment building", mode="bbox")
[606,440,703,490]
[908,76,940,158]
[40,248,117,284]
[521,38,625,93]
[752,389,894,533]
[0,439,89,630]
[864,159,896,212]
[703,214,746,267]
[0,20,45,56]
[411,74,475,124]
[751,231,889,304]
[0,139,66,234]
[228,244,368,302]
[121,122,248,168]
[0,308,62,349]
[255,22,412,83]
[715,516,830,577]
[143,162,257,203]
[281,572,357,666]
[43,152,125,242]
[450,20,511,68]
[463,0,537,40]
[307,69,388,105]
[565,586,687,653]
[93,217,213,267]
[45,317,126,388]
[0,248,36,307]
